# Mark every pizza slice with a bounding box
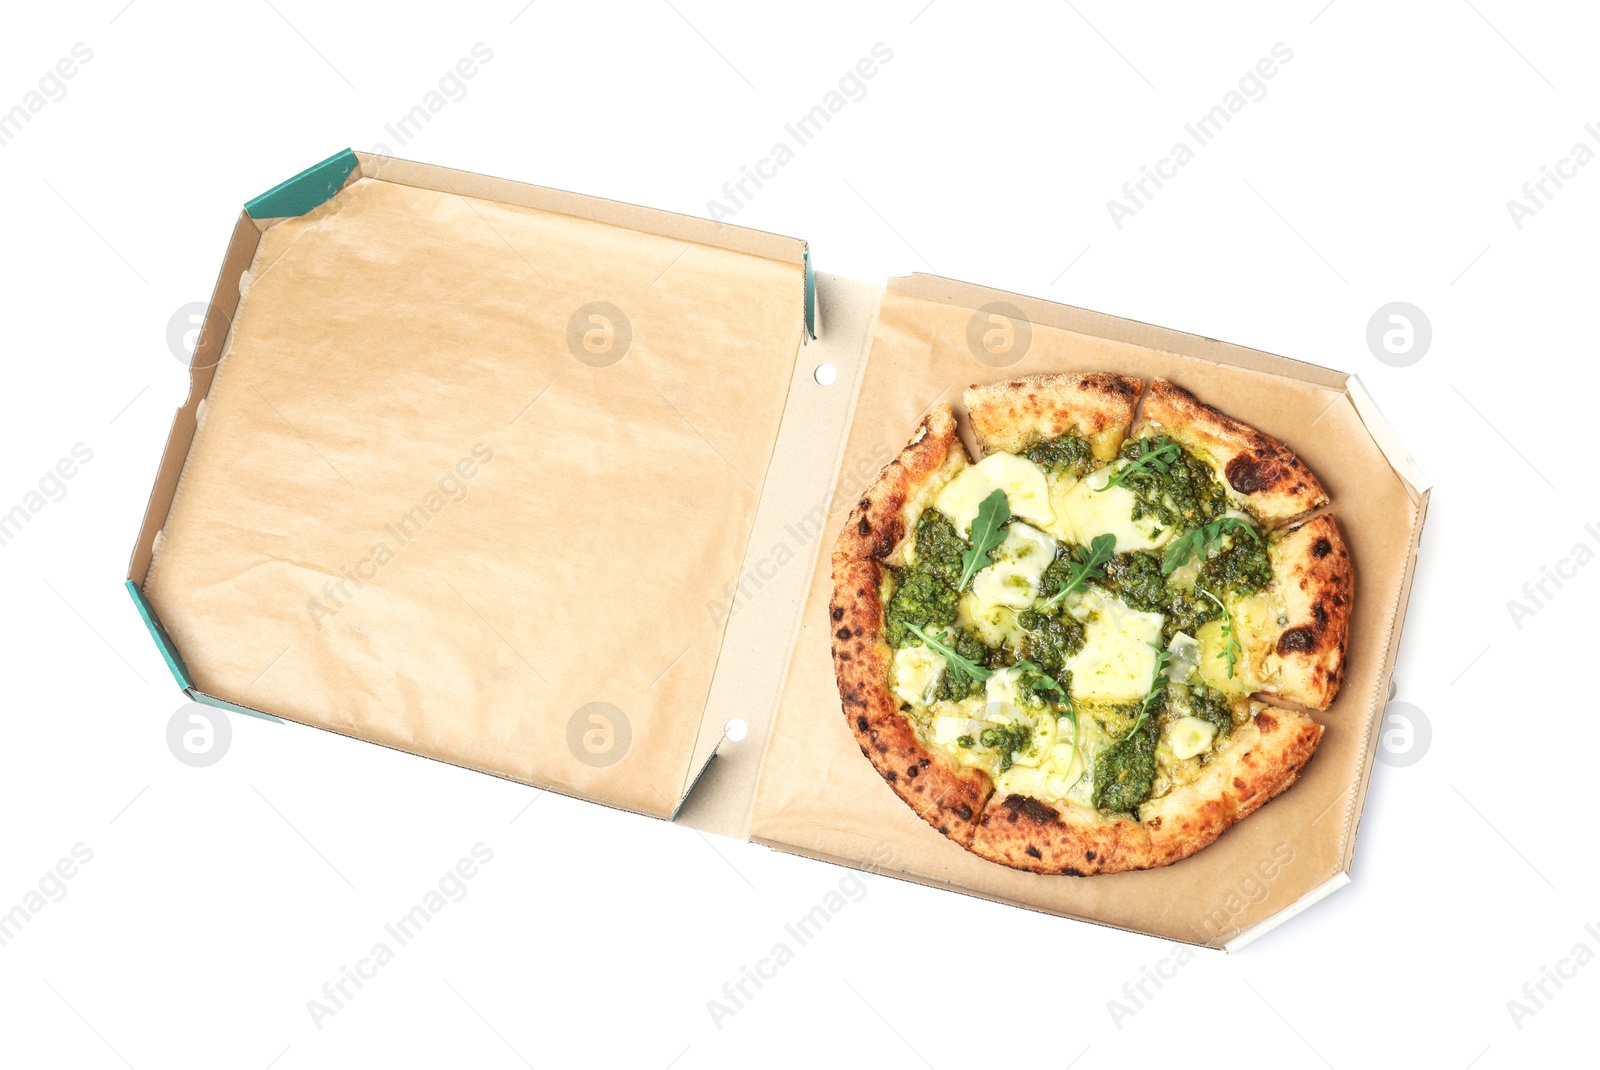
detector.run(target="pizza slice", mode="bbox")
[969,700,1323,873]
[964,371,1142,463]
[1116,381,1354,710]
[831,372,1352,875]
[1164,512,1354,710]
[1140,377,1327,524]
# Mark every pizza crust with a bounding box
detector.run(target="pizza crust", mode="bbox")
[968,706,1323,875]
[831,405,995,845]
[834,404,967,562]
[1261,514,1354,710]
[964,372,1142,461]
[1143,705,1323,864]
[1141,378,1328,525]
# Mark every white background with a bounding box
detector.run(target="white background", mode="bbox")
[1,1,1593,1067]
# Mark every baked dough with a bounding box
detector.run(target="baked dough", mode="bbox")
[831,375,1351,874]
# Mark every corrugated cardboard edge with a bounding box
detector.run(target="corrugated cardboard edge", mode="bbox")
[352,151,809,267]
[187,690,283,725]
[890,272,1350,388]
[1346,374,1432,495]
[1223,872,1351,952]
[126,152,815,820]
[749,838,1188,941]
[738,271,1433,947]
[1326,378,1432,881]
[127,210,260,587]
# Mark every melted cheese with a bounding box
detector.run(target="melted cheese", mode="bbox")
[994,765,1049,798]
[1053,476,1167,552]
[971,522,1056,610]
[933,714,982,745]
[891,645,944,705]
[1166,716,1217,760]
[1064,588,1164,703]
[1165,553,1202,591]
[931,465,994,537]
[1233,592,1284,650]
[932,453,1053,535]
[1194,619,1242,696]
[984,665,1026,710]
[994,738,1083,798]
[1166,631,1201,684]
[959,594,1022,648]
[1087,426,1126,463]
[977,452,1053,527]
[981,669,1056,767]
[1195,591,1284,696]
[1041,470,1082,542]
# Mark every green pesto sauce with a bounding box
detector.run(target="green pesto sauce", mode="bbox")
[1015,608,1086,678]
[1161,532,1274,637]
[1162,589,1219,637]
[1037,552,1076,605]
[1092,716,1158,813]
[1024,433,1094,477]
[1118,438,1226,532]
[1197,531,1272,598]
[1023,667,1070,705]
[934,629,989,703]
[1083,535,1272,641]
[883,509,965,648]
[1181,683,1237,738]
[1060,545,1251,642]
[979,721,1035,773]
[1157,680,1236,740]
[1096,551,1167,614]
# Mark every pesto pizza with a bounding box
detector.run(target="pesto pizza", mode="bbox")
[830,374,1352,874]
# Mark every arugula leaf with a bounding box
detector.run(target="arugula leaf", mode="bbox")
[1200,589,1242,679]
[905,622,992,684]
[1097,436,1181,493]
[1057,683,1087,790]
[1039,533,1117,610]
[1161,516,1260,576]
[1013,658,1065,700]
[958,489,1011,591]
[1123,647,1173,741]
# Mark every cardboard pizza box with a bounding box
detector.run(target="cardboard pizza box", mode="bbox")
[127,150,1428,950]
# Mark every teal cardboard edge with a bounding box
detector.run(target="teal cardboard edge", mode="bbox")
[245,148,359,219]
[188,690,284,724]
[670,752,716,822]
[124,580,192,690]
[803,245,816,339]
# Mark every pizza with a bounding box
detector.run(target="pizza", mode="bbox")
[830,374,1353,874]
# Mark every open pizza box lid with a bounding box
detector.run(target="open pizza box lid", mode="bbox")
[128,151,1428,950]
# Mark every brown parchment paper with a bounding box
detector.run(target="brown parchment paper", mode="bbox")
[748,283,1424,946]
[143,177,804,818]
